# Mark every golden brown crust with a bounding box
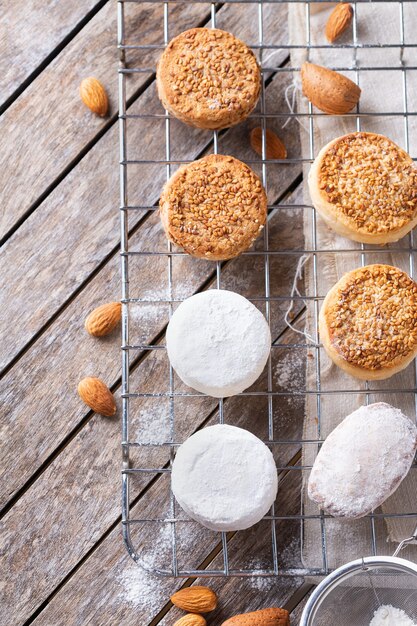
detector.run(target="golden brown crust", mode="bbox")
[319,264,417,380]
[308,132,417,243]
[159,154,267,260]
[156,28,261,130]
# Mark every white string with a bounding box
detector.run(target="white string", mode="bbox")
[282,82,309,132]
[284,254,316,343]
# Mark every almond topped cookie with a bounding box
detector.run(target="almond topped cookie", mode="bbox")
[156,28,261,130]
[159,154,267,260]
[319,264,417,380]
[308,132,417,243]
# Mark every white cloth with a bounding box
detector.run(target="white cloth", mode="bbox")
[287,1,417,577]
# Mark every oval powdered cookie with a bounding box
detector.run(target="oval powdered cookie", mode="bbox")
[172,424,278,531]
[156,27,260,130]
[308,402,417,518]
[308,132,417,243]
[159,154,267,260]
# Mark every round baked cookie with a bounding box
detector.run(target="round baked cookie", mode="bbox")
[159,154,267,260]
[171,424,278,531]
[156,27,261,130]
[319,264,417,380]
[308,132,417,243]
[166,289,271,397]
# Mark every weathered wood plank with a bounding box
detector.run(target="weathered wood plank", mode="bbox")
[0,223,209,509]
[0,6,312,624]
[0,0,288,240]
[288,589,314,626]
[0,83,206,372]
[0,0,103,108]
[0,3,293,371]
[1,67,302,548]
[0,0,210,240]
[0,179,304,511]
[0,73,305,626]
[27,412,305,626]
[0,227,305,626]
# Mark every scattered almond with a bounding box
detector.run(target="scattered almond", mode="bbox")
[173,615,207,626]
[84,302,121,337]
[301,61,361,114]
[80,77,109,117]
[250,127,287,160]
[171,586,217,614]
[325,3,353,43]
[77,377,116,416]
[221,608,290,626]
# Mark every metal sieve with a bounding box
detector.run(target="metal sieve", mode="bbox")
[300,526,417,626]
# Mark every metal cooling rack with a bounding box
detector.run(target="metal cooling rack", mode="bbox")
[118,0,417,578]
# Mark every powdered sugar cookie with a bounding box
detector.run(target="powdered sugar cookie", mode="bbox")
[308,403,417,518]
[172,424,278,531]
[166,289,271,398]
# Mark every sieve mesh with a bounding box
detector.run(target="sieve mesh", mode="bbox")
[306,562,417,625]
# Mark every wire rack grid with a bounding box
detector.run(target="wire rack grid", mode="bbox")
[118,0,417,578]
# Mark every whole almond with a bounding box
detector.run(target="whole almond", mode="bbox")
[174,615,207,626]
[170,586,217,613]
[77,377,116,416]
[250,127,287,160]
[301,61,361,114]
[222,608,290,626]
[85,302,121,337]
[80,77,109,117]
[325,3,353,43]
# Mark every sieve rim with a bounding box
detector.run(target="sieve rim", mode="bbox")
[299,556,417,626]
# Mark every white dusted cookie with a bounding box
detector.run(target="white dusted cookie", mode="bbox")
[308,403,417,518]
[166,289,271,398]
[171,424,278,531]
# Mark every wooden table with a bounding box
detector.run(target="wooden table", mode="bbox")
[0,2,314,623]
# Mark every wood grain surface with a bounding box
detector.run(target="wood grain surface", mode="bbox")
[0,0,105,109]
[0,63,301,510]
[30,469,308,626]
[0,66,301,511]
[0,1,292,373]
[0,1,314,624]
[0,199,305,624]
[0,0,210,240]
